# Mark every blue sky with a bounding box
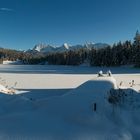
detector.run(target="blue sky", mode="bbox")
[0,0,140,50]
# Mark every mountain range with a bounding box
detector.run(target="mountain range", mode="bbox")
[27,43,109,54]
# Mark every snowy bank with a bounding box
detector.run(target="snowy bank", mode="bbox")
[0,75,139,139]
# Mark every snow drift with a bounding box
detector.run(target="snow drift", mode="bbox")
[0,76,140,139]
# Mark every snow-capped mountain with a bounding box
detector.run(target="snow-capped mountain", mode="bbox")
[62,43,69,50]
[33,44,55,53]
[56,43,70,52]
[28,42,109,54]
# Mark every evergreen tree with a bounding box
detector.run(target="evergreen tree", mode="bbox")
[134,30,140,46]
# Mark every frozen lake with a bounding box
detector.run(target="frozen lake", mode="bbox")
[0,65,140,91]
[0,64,140,74]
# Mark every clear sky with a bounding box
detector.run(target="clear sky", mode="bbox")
[0,0,140,50]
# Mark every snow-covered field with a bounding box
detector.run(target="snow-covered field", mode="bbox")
[0,65,140,140]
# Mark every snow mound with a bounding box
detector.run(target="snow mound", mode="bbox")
[43,76,140,139]
[0,75,140,139]
[63,76,117,96]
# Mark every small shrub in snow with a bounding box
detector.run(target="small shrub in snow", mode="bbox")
[108,89,126,105]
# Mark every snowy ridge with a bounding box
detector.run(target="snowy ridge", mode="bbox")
[33,43,55,53]
[29,42,109,53]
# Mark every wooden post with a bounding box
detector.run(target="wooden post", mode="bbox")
[94,103,96,111]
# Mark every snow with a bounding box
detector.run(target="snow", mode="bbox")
[2,60,22,65]
[63,43,69,49]
[0,65,140,139]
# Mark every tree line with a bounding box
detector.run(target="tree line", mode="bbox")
[0,31,140,67]
[46,31,140,67]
